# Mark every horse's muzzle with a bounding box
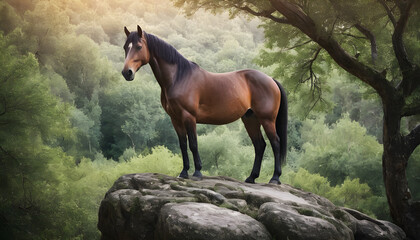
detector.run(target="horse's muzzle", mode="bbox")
[122,69,135,81]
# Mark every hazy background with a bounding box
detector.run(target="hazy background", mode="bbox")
[0,0,419,238]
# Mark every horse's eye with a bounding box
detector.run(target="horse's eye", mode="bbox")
[137,46,142,50]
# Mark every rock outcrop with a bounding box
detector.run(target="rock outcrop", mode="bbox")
[98,173,406,240]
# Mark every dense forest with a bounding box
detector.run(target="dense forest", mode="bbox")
[0,0,419,238]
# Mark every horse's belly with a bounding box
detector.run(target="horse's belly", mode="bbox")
[196,100,249,124]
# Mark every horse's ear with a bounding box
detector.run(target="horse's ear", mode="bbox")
[124,26,130,37]
[137,25,143,38]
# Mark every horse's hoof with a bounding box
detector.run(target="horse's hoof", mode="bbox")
[269,179,281,185]
[245,177,255,184]
[178,171,189,179]
[191,171,203,181]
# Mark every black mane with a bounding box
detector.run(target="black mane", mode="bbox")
[126,31,197,82]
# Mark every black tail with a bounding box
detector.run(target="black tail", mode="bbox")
[273,79,288,165]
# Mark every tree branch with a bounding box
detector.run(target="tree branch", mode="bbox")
[392,0,414,82]
[404,124,420,157]
[299,47,326,117]
[269,0,396,100]
[397,64,420,100]
[354,24,378,65]
[340,32,367,40]
[377,0,397,27]
[300,48,322,86]
[234,5,290,24]
[0,97,6,116]
[402,104,420,117]
[0,145,20,165]
[268,0,317,38]
[286,39,313,50]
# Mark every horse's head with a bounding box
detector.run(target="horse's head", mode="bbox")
[122,25,150,81]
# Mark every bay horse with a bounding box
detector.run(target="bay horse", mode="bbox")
[122,25,287,184]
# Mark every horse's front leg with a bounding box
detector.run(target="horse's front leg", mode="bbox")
[172,119,190,179]
[185,118,203,179]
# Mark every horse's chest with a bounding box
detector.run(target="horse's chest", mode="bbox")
[160,91,190,118]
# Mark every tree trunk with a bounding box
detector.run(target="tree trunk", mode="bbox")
[127,133,136,151]
[200,1,420,237]
[382,98,420,239]
[88,138,92,154]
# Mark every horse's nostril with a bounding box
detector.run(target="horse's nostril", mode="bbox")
[122,69,134,80]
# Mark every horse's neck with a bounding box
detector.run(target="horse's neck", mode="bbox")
[148,55,177,91]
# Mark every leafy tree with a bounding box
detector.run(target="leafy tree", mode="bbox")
[2,0,412,238]
[0,2,20,35]
[50,33,115,107]
[0,32,73,239]
[100,77,175,159]
[299,115,384,194]
[198,126,255,180]
[173,0,420,236]
[328,178,384,218]
[284,168,386,218]
[118,147,137,162]
[18,0,72,64]
[407,147,420,201]
[121,146,183,176]
[69,103,101,159]
[324,71,383,141]
[75,22,110,44]
[285,168,332,197]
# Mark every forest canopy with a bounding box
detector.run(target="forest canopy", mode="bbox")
[0,0,419,239]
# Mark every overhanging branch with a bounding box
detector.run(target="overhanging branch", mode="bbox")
[300,47,325,117]
[354,24,378,65]
[377,0,397,27]
[341,32,367,40]
[300,47,322,87]
[234,5,290,24]
[269,0,395,100]
[286,39,313,50]
[392,0,414,81]
[268,0,316,38]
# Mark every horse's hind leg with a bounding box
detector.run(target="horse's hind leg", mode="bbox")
[242,110,266,183]
[260,118,282,184]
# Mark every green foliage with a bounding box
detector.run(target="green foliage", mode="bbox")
[329,178,386,218]
[1,0,413,238]
[198,125,255,180]
[285,168,388,219]
[298,115,384,194]
[0,2,20,34]
[407,147,420,201]
[100,77,177,159]
[119,147,137,162]
[285,168,332,197]
[0,32,74,239]
[41,146,181,239]
[120,146,183,176]
[324,70,383,140]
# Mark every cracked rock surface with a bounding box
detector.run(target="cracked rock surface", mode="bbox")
[98,173,405,240]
